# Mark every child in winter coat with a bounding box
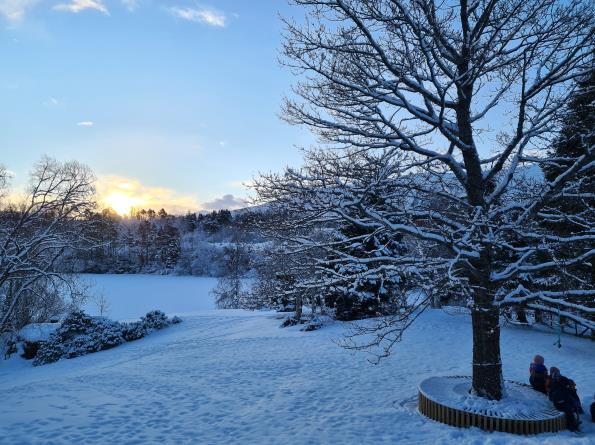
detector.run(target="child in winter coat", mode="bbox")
[529,355,548,394]
[548,367,583,432]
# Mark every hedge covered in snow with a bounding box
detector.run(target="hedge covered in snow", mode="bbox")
[31,310,182,366]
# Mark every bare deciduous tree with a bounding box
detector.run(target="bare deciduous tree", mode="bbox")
[0,157,97,333]
[255,0,594,399]
[94,292,111,318]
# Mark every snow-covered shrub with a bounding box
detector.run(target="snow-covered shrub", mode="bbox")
[32,339,63,365]
[141,310,170,330]
[31,310,182,365]
[300,315,332,332]
[12,322,60,359]
[33,311,126,365]
[122,321,148,341]
[280,316,307,328]
[91,318,127,351]
[301,322,322,332]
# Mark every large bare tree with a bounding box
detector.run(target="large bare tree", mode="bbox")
[0,157,96,333]
[255,0,594,399]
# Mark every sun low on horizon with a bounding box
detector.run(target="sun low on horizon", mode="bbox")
[100,180,146,216]
[96,176,202,216]
[1,1,304,219]
[103,188,143,217]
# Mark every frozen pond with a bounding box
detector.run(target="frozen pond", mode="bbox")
[80,274,218,320]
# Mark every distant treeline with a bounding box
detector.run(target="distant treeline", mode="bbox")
[61,208,261,277]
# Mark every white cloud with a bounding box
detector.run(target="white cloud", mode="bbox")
[77,120,94,127]
[54,0,109,15]
[0,0,41,23]
[121,0,138,11]
[201,194,248,211]
[168,6,226,27]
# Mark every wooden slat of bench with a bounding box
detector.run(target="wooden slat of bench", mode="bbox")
[418,390,566,435]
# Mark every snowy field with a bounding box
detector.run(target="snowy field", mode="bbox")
[1,275,594,445]
[80,274,218,320]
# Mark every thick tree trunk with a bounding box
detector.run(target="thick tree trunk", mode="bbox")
[469,249,504,400]
[294,294,303,320]
[471,306,503,400]
[455,34,507,400]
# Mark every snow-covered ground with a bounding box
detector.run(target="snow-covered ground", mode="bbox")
[1,275,594,445]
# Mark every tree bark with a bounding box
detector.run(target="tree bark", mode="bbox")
[470,251,504,400]
[471,306,503,399]
[294,294,303,321]
[453,44,504,399]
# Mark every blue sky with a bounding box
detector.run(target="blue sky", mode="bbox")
[0,0,312,212]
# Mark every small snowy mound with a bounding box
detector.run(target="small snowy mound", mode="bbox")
[18,323,59,343]
[419,376,562,420]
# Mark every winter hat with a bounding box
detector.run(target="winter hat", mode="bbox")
[533,355,545,365]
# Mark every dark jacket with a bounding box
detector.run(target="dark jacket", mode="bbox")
[529,363,548,394]
[549,375,582,412]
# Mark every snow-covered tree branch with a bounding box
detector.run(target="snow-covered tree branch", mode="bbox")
[255,0,594,400]
[0,157,97,333]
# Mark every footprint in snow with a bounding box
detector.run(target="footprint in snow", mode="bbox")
[393,395,419,413]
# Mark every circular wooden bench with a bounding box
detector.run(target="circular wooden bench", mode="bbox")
[418,376,566,434]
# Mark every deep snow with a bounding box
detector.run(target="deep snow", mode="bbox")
[1,275,594,445]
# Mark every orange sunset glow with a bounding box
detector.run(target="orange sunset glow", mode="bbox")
[96,176,199,216]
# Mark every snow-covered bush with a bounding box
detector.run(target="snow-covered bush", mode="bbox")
[33,311,126,366]
[17,323,60,359]
[141,310,170,330]
[280,316,307,328]
[32,310,182,366]
[32,340,63,366]
[122,321,148,341]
